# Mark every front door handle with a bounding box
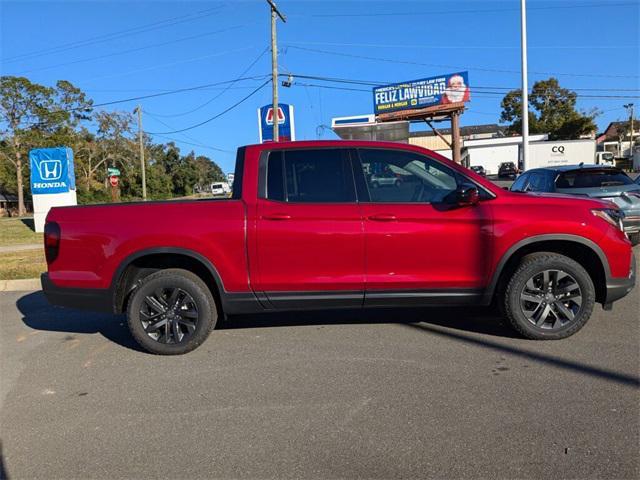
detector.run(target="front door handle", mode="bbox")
[262,213,292,221]
[368,214,397,222]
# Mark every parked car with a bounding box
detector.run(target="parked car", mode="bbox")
[511,165,640,245]
[369,170,400,188]
[210,182,231,196]
[498,162,518,178]
[42,141,635,354]
[470,165,486,177]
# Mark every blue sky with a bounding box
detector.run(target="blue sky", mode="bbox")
[2,0,639,173]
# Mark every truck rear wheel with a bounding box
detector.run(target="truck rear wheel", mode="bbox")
[126,268,217,355]
[503,253,595,340]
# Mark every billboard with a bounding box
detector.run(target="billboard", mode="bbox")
[258,103,295,142]
[29,147,76,195]
[373,72,470,115]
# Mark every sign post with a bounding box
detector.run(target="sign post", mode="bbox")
[29,147,77,232]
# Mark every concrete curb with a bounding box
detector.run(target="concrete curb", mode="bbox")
[0,278,41,292]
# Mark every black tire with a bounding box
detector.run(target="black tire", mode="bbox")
[628,232,640,246]
[503,253,595,340]
[371,181,379,189]
[127,268,217,355]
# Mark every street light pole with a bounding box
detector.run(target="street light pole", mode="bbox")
[267,0,286,142]
[520,0,529,172]
[624,103,635,158]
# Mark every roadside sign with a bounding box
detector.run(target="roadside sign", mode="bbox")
[107,167,121,176]
[258,103,295,142]
[373,72,470,115]
[109,175,119,187]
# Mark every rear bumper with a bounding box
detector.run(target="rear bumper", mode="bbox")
[41,273,113,313]
[604,253,636,304]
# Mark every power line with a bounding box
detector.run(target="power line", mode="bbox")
[143,110,232,153]
[285,74,640,99]
[302,2,638,18]
[90,76,270,109]
[152,134,234,153]
[78,47,256,83]
[2,6,225,63]
[285,45,640,79]
[19,75,270,126]
[15,25,251,75]
[145,46,270,118]
[145,80,270,135]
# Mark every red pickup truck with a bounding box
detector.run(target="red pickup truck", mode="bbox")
[42,141,636,354]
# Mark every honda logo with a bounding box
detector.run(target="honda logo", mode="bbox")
[39,160,62,180]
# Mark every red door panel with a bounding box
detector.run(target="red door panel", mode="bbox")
[255,200,365,292]
[361,203,493,290]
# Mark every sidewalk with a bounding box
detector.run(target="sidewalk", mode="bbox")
[0,243,41,254]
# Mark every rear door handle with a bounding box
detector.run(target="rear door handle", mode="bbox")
[368,214,397,222]
[262,213,291,221]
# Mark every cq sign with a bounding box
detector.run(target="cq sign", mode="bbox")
[552,146,566,154]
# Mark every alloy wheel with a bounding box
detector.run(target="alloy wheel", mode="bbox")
[519,269,582,330]
[139,287,199,344]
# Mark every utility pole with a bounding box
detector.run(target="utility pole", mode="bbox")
[520,0,529,172]
[134,105,147,200]
[624,103,635,158]
[267,0,286,142]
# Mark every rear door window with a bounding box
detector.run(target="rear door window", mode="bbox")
[556,169,634,189]
[263,149,355,203]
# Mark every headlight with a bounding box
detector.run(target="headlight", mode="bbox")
[592,208,625,232]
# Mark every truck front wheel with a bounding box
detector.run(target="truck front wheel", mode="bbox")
[126,268,217,355]
[503,253,595,340]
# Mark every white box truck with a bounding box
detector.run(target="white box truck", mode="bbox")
[527,139,596,169]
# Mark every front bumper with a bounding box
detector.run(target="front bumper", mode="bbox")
[41,273,113,313]
[604,253,636,305]
[622,216,640,234]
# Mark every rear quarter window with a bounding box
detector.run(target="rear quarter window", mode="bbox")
[556,170,634,189]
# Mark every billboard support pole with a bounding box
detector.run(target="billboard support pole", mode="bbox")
[520,0,529,171]
[267,0,286,142]
[451,112,461,164]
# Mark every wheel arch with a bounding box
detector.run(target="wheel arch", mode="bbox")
[486,234,610,305]
[111,247,226,314]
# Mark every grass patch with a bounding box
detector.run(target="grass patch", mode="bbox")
[0,249,46,280]
[0,217,43,247]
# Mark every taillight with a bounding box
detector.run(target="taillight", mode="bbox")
[44,222,61,263]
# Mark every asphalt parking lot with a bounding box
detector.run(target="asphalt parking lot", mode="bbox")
[0,252,638,479]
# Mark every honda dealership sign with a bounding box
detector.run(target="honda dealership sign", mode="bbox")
[258,103,295,142]
[30,147,76,194]
[373,72,470,114]
[29,147,77,232]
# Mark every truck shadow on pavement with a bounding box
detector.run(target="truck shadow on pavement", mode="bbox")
[16,291,143,353]
[17,292,639,388]
[18,291,517,352]
[225,306,519,338]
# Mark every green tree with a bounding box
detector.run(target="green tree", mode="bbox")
[500,77,598,140]
[0,76,92,214]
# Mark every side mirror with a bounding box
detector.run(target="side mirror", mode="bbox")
[457,185,480,206]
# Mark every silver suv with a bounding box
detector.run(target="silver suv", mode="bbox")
[511,165,640,245]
